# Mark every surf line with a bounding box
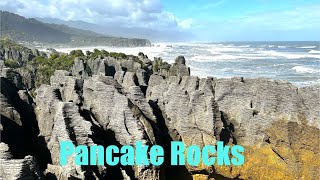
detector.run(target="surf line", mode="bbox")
[60,141,244,166]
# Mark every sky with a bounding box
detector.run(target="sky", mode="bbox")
[1,0,320,41]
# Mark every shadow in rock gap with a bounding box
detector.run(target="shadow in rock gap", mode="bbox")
[219,111,237,145]
[80,108,137,180]
[0,77,52,170]
[148,100,193,180]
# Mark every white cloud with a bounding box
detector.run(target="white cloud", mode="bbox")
[178,18,194,29]
[0,0,188,31]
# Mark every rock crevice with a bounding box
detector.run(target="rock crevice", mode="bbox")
[1,53,319,180]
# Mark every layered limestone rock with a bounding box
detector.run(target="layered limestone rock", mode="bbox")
[0,143,43,180]
[169,56,190,77]
[0,77,42,161]
[45,56,320,179]
[0,89,22,126]
[84,57,145,77]
[0,69,27,89]
[147,75,222,147]
[0,40,42,90]
[214,78,319,145]
[212,78,320,180]
[32,69,161,179]
[147,75,223,175]
[82,74,160,179]
[0,77,44,179]
[154,56,190,78]
[1,53,319,180]
[50,70,83,104]
[35,84,101,179]
[298,85,320,128]
[0,44,36,66]
[72,58,90,78]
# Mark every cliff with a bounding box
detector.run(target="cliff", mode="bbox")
[0,45,319,179]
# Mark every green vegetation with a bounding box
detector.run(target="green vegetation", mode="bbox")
[27,50,86,86]
[86,49,128,60]
[87,49,109,59]
[1,11,151,47]
[69,49,85,57]
[2,39,156,89]
[138,52,148,59]
[4,59,20,68]
[25,48,135,86]
[0,38,30,52]
[28,55,73,86]
[153,57,170,72]
[109,52,127,59]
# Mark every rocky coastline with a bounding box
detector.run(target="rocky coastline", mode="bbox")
[0,41,319,180]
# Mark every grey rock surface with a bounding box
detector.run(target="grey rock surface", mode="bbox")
[214,78,320,145]
[147,75,222,148]
[0,143,43,180]
[35,84,100,179]
[82,74,160,179]
[1,52,319,179]
[0,46,36,66]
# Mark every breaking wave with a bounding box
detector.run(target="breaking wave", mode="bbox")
[292,66,319,74]
[308,50,320,54]
[296,46,317,49]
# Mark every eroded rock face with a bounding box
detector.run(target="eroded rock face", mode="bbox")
[35,84,99,179]
[0,45,36,66]
[30,70,162,179]
[214,78,319,145]
[82,75,160,179]
[1,54,319,180]
[169,56,190,77]
[209,78,320,179]
[0,143,43,180]
[0,77,46,180]
[298,85,320,128]
[0,42,41,90]
[147,75,222,147]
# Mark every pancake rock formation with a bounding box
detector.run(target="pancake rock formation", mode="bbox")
[0,49,319,180]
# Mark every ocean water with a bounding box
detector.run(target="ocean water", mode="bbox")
[54,41,320,87]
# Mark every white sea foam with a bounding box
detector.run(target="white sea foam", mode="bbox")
[189,53,277,62]
[190,54,244,62]
[294,79,320,87]
[260,50,320,59]
[188,65,213,78]
[308,50,320,54]
[292,66,319,74]
[239,45,250,48]
[297,46,317,49]
[208,47,247,53]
